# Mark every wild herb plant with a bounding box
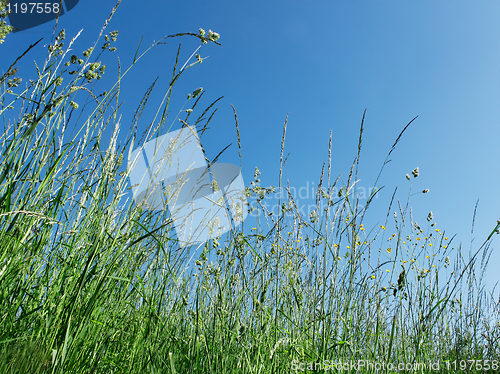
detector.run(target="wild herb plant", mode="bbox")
[0,0,12,45]
[0,2,499,373]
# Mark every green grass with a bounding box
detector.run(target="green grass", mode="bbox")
[1,2,499,373]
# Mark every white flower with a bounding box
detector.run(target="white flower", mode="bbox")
[207,29,220,41]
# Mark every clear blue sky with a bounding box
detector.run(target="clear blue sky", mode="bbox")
[3,0,500,295]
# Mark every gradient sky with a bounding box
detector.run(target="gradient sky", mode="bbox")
[2,0,500,297]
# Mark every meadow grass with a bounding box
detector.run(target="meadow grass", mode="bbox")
[1,3,500,373]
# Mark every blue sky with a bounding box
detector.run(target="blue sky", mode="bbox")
[2,0,500,295]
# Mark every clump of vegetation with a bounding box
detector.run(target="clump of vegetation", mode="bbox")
[0,2,499,373]
[0,0,13,45]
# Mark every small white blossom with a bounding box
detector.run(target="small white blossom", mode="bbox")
[207,29,220,41]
